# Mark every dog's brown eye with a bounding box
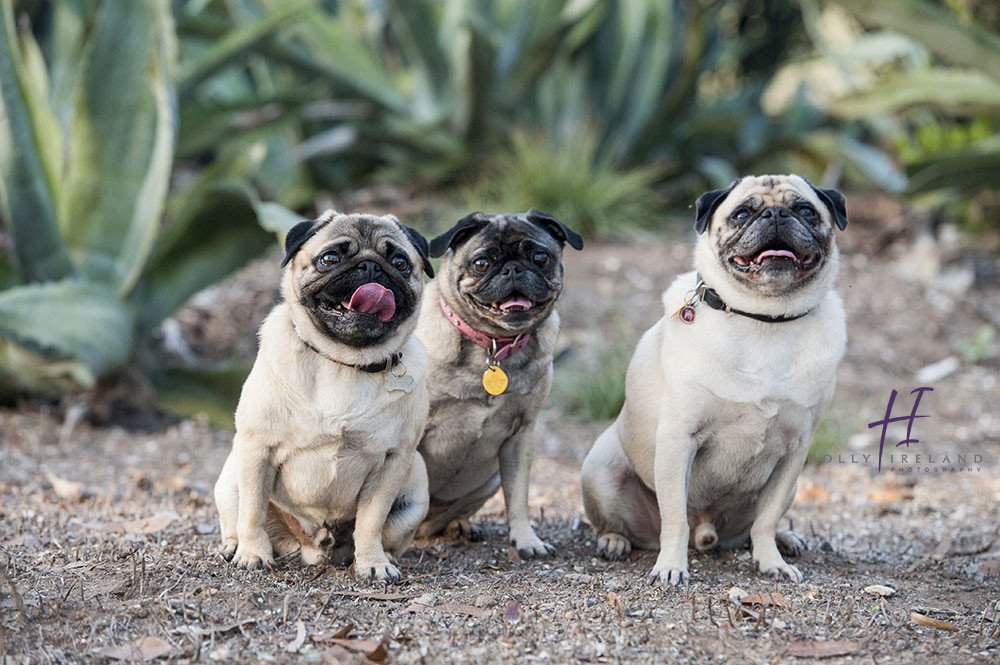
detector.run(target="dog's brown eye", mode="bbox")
[796,205,816,217]
[316,252,339,271]
[391,256,410,273]
[473,258,490,272]
[532,251,550,267]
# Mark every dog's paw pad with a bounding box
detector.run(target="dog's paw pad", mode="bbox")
[776,530,807,558]
[512,535,554,559]
[596,533,631,561]
[648,566,689,587]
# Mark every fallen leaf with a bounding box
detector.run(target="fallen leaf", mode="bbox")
[864,584,896,597]
[312,624,353,641]
[98,636,175,661]
[978,560,1000,577]
[406,601,489,618]
[741,592,789,607]
[910,611,959,632]
[47,473,83,502]
[607,592,624,615]
[325,638,387,662]
[327,590,418,601]
[285,620,306,653]
[783,640,865,658]
[507,546,522,564]
[86,512,177,534]
[503,599,521,623]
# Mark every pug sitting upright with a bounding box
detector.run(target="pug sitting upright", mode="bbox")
[415,209,583,557]
[214,211,434,582]
[581,175,848,584]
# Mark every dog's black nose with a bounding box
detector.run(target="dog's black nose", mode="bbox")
[356,260,383,280]
[760,207,792,220]
[500,262,524,277]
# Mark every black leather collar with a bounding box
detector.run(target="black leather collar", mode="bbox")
[293,324,402,372]
[695,273,813,324]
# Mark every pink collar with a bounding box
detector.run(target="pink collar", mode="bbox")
[438,296,530,361]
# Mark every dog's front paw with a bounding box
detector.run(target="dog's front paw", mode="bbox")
[355,557,402,584]
[232,535,274,569]
[775,530,807,558]
[754,553,803,582]
[220,538,238,561]
[647,565,689,587]
[510,528,554,559]
[648,551,689,586]
[596,533,631,561]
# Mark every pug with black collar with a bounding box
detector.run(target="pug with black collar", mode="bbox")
[214,211,434,582]
[415,209,583,557]
[581,175,848,584]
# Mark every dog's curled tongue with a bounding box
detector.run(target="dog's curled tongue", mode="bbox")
[344,283,395,321]
[754,249,797,263]
[498,295,533,312]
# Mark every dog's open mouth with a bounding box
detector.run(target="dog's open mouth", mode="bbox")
[317,283,396,322]
[729,244,820,273]
[472,292,537,315]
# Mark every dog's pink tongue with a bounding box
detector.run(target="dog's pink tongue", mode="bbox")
[345,283,395,321]
[498,295,533,311]
[755,249,797,262]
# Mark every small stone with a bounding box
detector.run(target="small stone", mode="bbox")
[915,356,959,384]
[864,584,896,597]
[414,593,437,607]
[728,586,748,605]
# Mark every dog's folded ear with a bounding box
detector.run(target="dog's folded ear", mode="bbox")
[808,183,848,231]
[525,208,584,250]
[397,222,435,278]
[281,219,318,268]
[429,212,490,257]
[694,182,737,234]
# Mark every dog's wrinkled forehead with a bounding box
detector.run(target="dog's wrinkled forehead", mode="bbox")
[467,217,563,254]
[717,175,824,218]
[300,213,412,262]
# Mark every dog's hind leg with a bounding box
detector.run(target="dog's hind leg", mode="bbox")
[581,423,660,560]
[383,451,430,559]
[418,472,501,539]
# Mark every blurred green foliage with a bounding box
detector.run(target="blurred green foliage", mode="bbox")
[1,0,997,406]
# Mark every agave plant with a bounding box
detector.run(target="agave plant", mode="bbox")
[0,0,292,399]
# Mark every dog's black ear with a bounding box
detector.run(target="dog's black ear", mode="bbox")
[397,222,434,278]
[281,220,317,268]
[525,208,584,250]
[808,183,848,231]
[429,212,490,258]
[694,182,737,234]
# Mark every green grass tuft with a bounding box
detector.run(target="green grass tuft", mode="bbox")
[549,336,633,421]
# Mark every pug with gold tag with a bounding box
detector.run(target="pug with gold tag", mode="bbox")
[414,209,583,557]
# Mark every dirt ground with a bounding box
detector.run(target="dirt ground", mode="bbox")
[2,201,999,664]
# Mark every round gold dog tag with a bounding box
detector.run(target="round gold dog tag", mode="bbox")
[482,365,508,395]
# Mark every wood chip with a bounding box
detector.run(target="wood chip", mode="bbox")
[326,590,418,601]
[97,636,175,661]
[507,546,522,564]
[503,599,521,623]
[47,473,84,502]
[864,584,896,597]
[741,592,788,607]
[285,620,306,653]
[607,591,624,615]
[406,601,489,618]
[783,640,865,658]
[910,611,959,631]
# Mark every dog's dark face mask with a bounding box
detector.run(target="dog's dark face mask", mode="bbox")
[283,214,432,348]
[430,209,584,336]
[695,178,847,296]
